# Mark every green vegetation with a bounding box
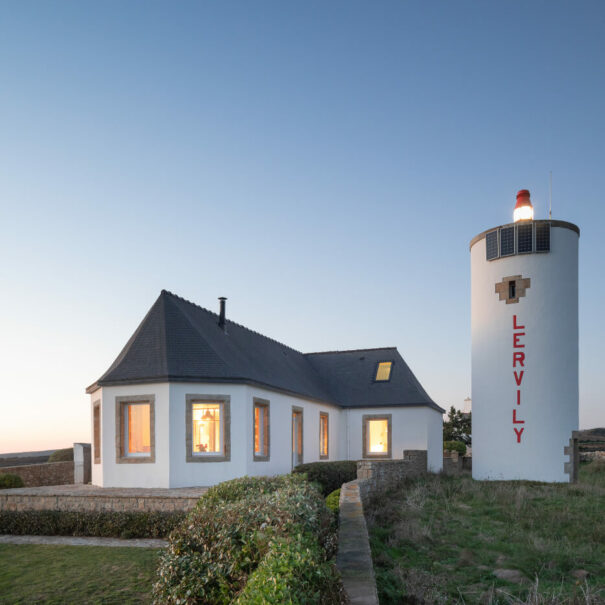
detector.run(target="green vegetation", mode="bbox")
[0,544,159,604]
[153,474,343,604]
[0,509,184,539]
[366,462,605,604]
[443,440,467,456]
[0,473,24,489]
[292,460,357,495]
[579,459,605,488]
[443,406,471,445]
[48,448,74,462]
[326,488,341,512]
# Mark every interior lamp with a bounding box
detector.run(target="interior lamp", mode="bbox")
[513,189,534,222]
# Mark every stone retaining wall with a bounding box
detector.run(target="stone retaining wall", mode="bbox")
[0,462,74,487]
[0,485,206,513]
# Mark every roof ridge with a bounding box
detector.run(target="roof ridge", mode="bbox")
[161,290,305,356]
[304,347,398,356]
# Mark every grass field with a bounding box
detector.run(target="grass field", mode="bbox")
[366,461,605,604]
[0,544,159,604]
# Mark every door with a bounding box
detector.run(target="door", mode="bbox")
[292,409,303,468]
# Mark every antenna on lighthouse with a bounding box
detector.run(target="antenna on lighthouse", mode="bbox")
[549,171,552,219]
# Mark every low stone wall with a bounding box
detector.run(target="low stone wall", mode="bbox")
[0,462,74,487]
[356,450,427,504]
[336,481,379,605]
[0,485,207,513]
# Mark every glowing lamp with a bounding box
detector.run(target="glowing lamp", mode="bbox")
[513,189,534,222]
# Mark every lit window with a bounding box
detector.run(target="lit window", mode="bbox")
[192,403,221,454]
[319,412,329,459]
[186,395,231,462]
[254,400,270,459]
[126,403,151,455]
[375,362,392,381]
[93,402,101,464]
[362,414,391,458]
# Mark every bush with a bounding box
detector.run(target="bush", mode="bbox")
[48,448,74,462]
[292,460,357,496]
[325,489,340,513]
[152,475,342,605]
[234,534,344,604]
[0,510,184,538]
[443,441,467,456]
[0,474,24,489]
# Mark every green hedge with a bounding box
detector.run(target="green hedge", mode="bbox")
[292,461,357,496]
[0,510,184,539]
[48,448,74,462]
[325,489,340,513]
[234,534,343,604]
[0,474,24,489]
[443,441,467,456]
[152,475,343,604]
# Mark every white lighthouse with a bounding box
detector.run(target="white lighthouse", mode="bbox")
[470,190,579,482]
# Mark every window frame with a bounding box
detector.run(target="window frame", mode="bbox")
[185,394,231,463]
[362,413,392,459]
[319,411,329,460]
[253,398,270,461]
[93,400,101,464]
[373,361,394,383]
[115,395,156,464]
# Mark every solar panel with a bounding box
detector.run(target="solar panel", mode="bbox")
[517,223,533,253]
[500,226,515,256]
[486,230,499,260]
[536,223,550,252]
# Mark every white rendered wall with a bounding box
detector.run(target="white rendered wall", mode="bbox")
[471,225,579,481]
[92,383,171,488]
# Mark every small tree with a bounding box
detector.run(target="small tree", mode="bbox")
[443,406,472,445]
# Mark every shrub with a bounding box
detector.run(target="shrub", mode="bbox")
[443,441,466,456]
[292,460,357,496]
[325,488,340,513]
[234,534,344,604]
[0,474,24,489]
[0,509,183,538]
[152,475,341,605]
[48,448,74,462]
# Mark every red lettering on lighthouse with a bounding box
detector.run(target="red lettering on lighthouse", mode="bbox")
[514,371,524,385]
[513,352,525,367]
[513,409,525,424]
[516,390,521,405]
[514,427,524,443]
[512,316,527,444]
[513,333,525,348]
[513,315,525,330]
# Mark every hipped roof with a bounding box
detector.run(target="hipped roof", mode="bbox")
[87,290,443,412]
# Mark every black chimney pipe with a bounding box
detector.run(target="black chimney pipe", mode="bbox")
[218,297,227,330]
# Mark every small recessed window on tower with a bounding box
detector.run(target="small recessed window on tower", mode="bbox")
[375,362,392,382]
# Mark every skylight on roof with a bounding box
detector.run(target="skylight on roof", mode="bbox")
[375,362,392,382]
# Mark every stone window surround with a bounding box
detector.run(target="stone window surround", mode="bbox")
[292,406,304,467]
[319,411,329,460]
[93,400,101,464]
[253,397,270,462]
[495,275,531,305]
[362,414,392,459]
[115,395,156,464]
[186,394,231,463]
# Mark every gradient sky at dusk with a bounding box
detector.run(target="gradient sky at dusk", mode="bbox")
[1,1,604,453]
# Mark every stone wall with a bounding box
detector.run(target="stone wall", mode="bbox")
[356,450,427,505]
[0,485,206,513]
[0,462,74,487]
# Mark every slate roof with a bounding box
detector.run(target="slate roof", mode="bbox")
[87,290,444,413]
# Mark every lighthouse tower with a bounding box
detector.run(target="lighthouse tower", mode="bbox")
[470,190,579,482]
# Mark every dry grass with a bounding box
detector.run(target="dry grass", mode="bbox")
[366,462,605,604]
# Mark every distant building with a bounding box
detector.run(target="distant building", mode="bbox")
[470,190,579,482]
[87,291,444,488]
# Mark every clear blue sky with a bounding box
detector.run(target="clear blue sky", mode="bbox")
[1,1,603,452]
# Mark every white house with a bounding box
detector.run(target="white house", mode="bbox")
[87,291,444,488]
